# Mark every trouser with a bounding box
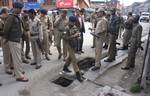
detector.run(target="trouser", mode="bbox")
[22,33,30,57]
[54,30,62,55]
[79,32,84,51]
[64,43,80,72]
[125,39,138,68]
[31,39,42,65]
[8,41,24,78]
[1,38,13,71]
[48,31,53,53]
[123,29,132,46]
[63,39,67,59]
[104,33,109,45]
[42,31,50,55]
[95,36,105,67]
[107,34,117,60]
[92,36,95,47]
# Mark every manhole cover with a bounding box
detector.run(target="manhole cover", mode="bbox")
[77,57,95,71]
[52,77,74,87]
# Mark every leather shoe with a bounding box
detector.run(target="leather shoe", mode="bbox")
[121,66,130,70]
[31,62,37,65]
[0,83,2,86]
[5,70,13,75]
[104,59,114,62]
[91,66,100,71]
[76,72,83,82]
[26,55,31,59]
[35,65,42,69]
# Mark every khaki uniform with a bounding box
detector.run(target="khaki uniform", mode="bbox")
[29,17,43,65]
[0,17,13,72]
[54,16,69,59]
[38,15,51,58]
[95,17,108,67]
[22,15,30,58]
[123,16,134,46]
[125,23,143,68]
[63,25,80,72]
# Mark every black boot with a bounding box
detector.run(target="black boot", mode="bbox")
[103,44,108,49]
[0,83,2,86]
[63,65,72,73]
[76,72,83,82]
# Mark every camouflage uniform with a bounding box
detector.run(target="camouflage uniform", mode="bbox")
[125,23,143,68]
[122,16,134,49]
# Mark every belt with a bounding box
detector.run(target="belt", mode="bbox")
[31,33,39,36]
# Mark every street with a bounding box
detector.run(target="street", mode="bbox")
[0,22,149,96]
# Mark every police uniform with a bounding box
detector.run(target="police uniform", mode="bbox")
[91,9,108,71]
[38,9,51,60]
[104,9,120,62]
[62,16,83,82]
[122,16,143,69]
[122,15,134,50]
[29,15,43,69]
[0,14,13,74]
[54,15,69,60]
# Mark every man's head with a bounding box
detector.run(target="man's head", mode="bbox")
[40,9,47,17]
[110,8,116,15]
[61,10,67,17]
[133,15,140,23]
[96,8,105,17]
[69,16,77,27]
[0,8,8,17]
[13,2,24,14]
[128,12,132,17]
[28,9,36,19]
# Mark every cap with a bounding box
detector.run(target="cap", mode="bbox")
[13,2,24,9]
[28,9,36,14]
[40,9,48,15]
[69,16,77,22]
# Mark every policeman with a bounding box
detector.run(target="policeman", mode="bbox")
[0,8,13,75]
[120,12,134,50]
[62,16,83,82]
[91,8,108,71]
[28,9,42,69]
[54,10,69,60]
[121,15,143,70]
[38,9,51,61]
[104,8,120,62]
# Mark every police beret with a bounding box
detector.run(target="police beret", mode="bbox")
[28,9,36,14]
[69,16,77,22]
[13,2,24,9]
[40,9,47,14]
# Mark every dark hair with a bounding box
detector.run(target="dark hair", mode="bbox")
[62,10,67,14]
[0,8,8,14]
[128,12,132,16]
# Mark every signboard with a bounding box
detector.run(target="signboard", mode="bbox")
[24,2,41,10]
[56,0,73,8]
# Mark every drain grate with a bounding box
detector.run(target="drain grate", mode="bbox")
[77,57,95,71]
[52,77,74,87]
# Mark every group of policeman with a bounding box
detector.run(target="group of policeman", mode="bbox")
[90,8,143,72]
[0,2,86,86]
[0,2,143,86]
